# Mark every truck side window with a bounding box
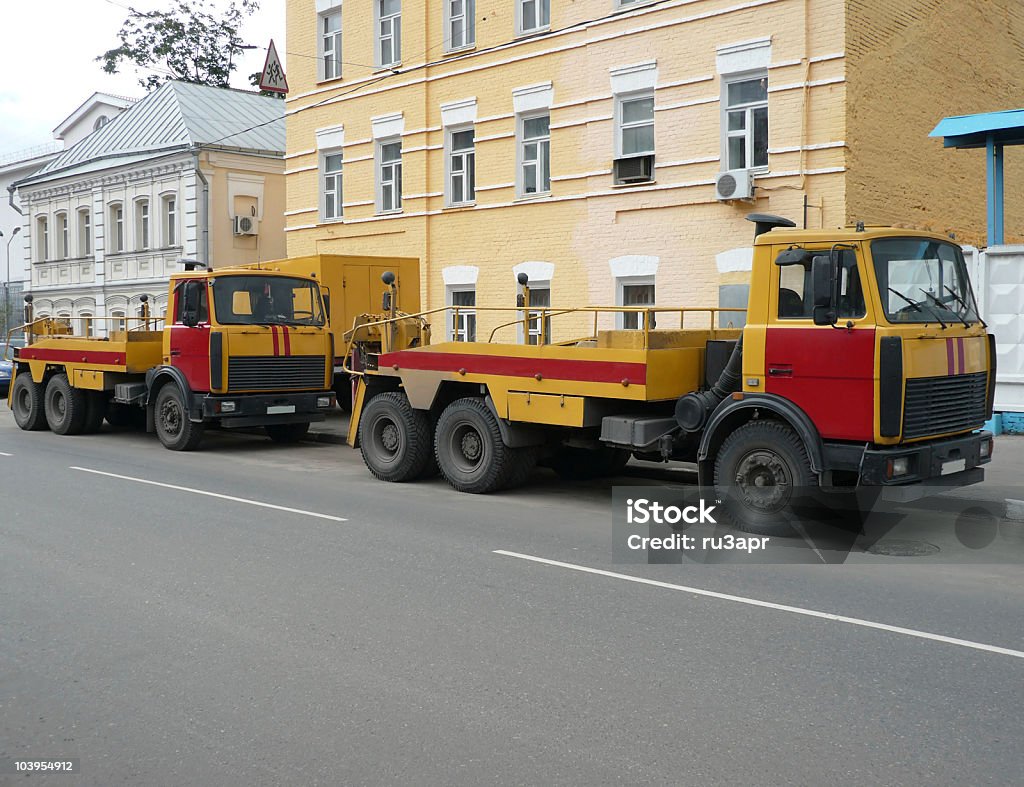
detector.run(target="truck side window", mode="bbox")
[836,249,866,319]
[174,280,208,325]
[777,263,811,319]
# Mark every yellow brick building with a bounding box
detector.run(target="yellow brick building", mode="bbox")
[283,0,1024,341]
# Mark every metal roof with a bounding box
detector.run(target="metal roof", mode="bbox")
[22,81,284,186]
[929,108,1024,149]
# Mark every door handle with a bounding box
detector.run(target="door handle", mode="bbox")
[170,349,182,357]
[768,366,792,377]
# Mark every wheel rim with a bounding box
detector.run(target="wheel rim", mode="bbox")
[369,413,402,465]
[447,420,487,474]
[52,390,66,419]
[160,397,183,436]
[15,385,29,415]
[733,449,792,514]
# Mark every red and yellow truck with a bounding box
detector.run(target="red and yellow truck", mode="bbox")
[7,265,335,450]
[342,215,995,533]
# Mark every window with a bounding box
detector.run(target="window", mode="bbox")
[723,73,768,170]
[211,275,326,326]
[322,151,344,221]
[109,204,124,252]
[78,313,93,338]
[136,200,150,250]
[518,114,550,197]
[93,115,109,131]
[618,278,656,330]
[36,215,48,262]
[78,209,91,257]
[617,93,655,157]
[777,250,865,320]
[57,212,69,259]
[617,0,654,7]
[162,196,177,247]
[173,280,209,324]
[377,0,401,67]
[111,310,126,332]
[525,285,551,345]
[517,0,550,34]
[320,9,342,80]
[872,238,978,325]
[447,127,476,207]
[445,0,475,50]
[377,140,403,213]
[449,288,476,341]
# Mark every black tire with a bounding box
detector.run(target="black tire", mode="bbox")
[44,374,88,435]
[334,379,353,412]
[82,391,107,434]
[154,384,204,451]
[550,446,630,480]
[358,391,433,482]
[10,374,47,431]
[265,422,310,444]
[434,397,531,494]
[713,419,815,537]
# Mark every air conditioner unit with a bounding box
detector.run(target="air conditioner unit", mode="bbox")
[233,215,259,236]
[614,155,655,185]
[715,169,755,201]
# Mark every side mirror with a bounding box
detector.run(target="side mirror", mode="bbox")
[811,255,836,326]
[381,291,392,312]
[181,281,203,327]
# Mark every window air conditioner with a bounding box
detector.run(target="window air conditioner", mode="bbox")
[614,155,655,185]
[233,215,259,236]
[715,169,755,201]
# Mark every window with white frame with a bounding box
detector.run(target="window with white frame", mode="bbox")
[449,288,476,341]
[617,0,654,8]
[376,0,401,67]
[517,0,549,34]
[78,208,91,257]
[322,151,344,221]
[111,310,126,332]
[518,113,550,197]
[447,127,476,207]
[617,93,655,158]
[723,72,768,170]
[109,203,124,252]
[79,312,93,338]
[377,139,402,213]
[445,0,475,50]
[57,212,69,259]
[36,215,48,262]
[617,276,656,330]
[320,8,342,80]
[162,195,177,246]
[525,284,550,344]
[136,200,150,250]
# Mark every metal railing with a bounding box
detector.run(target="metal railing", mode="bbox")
[4,315,166,361]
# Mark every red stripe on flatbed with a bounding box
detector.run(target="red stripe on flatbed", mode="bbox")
[378,350,647,385]
[19,347,124,365]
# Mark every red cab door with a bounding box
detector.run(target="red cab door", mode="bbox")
[168,279,211,392]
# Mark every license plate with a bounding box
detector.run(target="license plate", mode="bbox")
[267,405,296,415]
[941,458,967,475]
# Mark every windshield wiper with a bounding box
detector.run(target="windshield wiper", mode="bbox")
[920,288,967,328]
[888,287,946,329]
[943,285,986,328]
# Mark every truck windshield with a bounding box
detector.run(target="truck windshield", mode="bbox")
[871,238,981,324]
[211,275,326,326]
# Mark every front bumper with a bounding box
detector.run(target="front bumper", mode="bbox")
[194,390,335,427]
[859,430,992,488]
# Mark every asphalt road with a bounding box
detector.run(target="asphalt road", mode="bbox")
[1,417,1023,786]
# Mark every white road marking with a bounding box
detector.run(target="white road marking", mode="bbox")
[494,550,1024,661]
[0,452,12,457]
[70,466,347,522]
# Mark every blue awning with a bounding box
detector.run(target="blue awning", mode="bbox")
[930,109,1024,149]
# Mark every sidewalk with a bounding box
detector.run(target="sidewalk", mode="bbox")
[306,407,350,444]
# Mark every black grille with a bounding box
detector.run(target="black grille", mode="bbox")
[228,355,326,391]
[903,372,988,439]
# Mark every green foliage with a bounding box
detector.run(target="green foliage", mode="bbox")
[98,0,260,91]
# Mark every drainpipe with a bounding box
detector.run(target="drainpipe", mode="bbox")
[7,184,23,216]
[192,149,210,265]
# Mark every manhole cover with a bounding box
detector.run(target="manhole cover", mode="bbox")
[866,539,940,557]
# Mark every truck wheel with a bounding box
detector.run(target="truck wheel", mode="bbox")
[265,422,310,444]
[334,380,353,413]
[11,374,47,431]
[154,384,204,451]
[713,420,815,537]
[434,397,531,494]
[45,374,88,435]
[358,391,433,481]
[550,446,630,480]
[82,392,107,433]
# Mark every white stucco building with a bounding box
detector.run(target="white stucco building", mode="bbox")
[12,81,286,336]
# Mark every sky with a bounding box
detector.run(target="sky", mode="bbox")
[0,0,285,158]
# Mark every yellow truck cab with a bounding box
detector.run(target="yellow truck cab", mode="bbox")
[340,214,994,533]
[8,266,335,450]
